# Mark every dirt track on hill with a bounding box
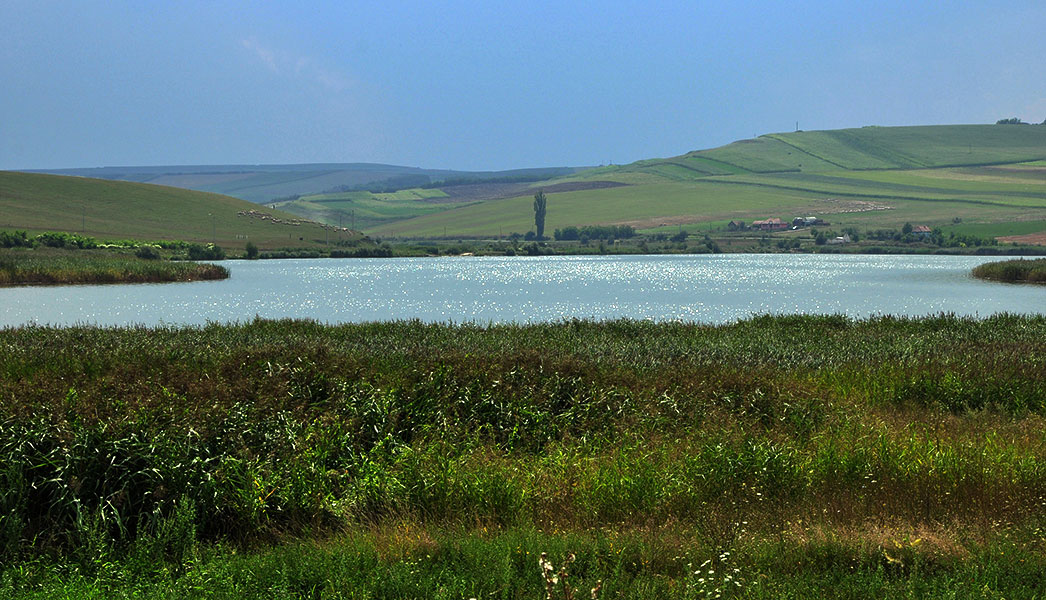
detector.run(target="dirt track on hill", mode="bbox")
[430,180,629,203]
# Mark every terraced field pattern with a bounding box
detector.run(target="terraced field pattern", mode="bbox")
[365,124,1046,240]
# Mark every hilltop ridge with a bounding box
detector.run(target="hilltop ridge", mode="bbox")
[579,124,1046,182]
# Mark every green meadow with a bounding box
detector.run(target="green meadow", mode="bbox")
[275,188,454,231]
[2,315,1046,597]
[370,125,1046,241]
[7,125,1046,249]
[0,171,354,249]
[370,165,1046,239]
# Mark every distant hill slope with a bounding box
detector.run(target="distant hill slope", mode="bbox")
[16,125,1046,243]
[0,171,351,248]
[368,124,1046,239]
[584,124,1046,181]
[30,163,583,204]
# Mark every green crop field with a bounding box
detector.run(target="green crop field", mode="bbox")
[0,171,355,249]
[370,182,818,238]
[276,188,455,231]
[944,219,1046,238]
[371,125,1046,241]
[10,125,1046,247]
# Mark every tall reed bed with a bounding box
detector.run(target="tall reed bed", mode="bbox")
[1,315,1045,595]
[0,247,228,285]
[972,257,1046,283]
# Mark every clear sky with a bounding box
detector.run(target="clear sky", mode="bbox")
[2,1,1045,171]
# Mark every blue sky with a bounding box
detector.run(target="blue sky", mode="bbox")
[2,1,1045,171]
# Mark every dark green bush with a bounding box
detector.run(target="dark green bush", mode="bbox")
[135,246,161,260]
[187,243,226,261]
[0,230,32,248]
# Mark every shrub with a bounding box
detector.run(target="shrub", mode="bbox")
[35,232,98,249]
[135,246,161,260]
[187,244,225,261]
[0,230,31,248]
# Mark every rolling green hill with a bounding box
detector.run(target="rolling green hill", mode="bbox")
[369,124,1046,240]
[32,164,582,204]
[615,124,1046,177]
[0,171,356,249]
[13,125,1046,245]
[273,187,457,231]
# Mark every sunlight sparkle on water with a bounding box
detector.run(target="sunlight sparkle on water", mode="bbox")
[1,254,1042,327]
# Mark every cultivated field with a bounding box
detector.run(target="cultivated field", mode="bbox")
[10,126,1046,247]
[369,125,1046,241]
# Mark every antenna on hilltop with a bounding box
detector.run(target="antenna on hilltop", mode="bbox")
[795,121,799,132]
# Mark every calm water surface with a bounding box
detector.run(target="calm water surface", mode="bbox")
[1,254,1044,327]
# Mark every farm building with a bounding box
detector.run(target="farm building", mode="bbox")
[792,216,827,228]
[752,218,788,231]
[727,220,748,231]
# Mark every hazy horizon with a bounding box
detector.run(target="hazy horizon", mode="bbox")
[3,1,1045,172]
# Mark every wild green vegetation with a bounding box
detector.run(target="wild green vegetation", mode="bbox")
[973,257,1046,283]
[2,315,1046,596]
[0,247,228,285]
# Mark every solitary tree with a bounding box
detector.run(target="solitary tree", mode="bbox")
[533,190,548,239]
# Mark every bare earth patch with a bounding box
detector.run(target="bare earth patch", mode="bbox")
[998,231,1046,245]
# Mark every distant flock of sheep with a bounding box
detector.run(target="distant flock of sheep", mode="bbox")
[237,209,351,232]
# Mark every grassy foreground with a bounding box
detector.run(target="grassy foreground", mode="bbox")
[0,248,228,285]
[2,316,1046,597]
[973,257,1046,284]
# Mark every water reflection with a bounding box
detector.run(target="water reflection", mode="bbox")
[1,254,1043,327]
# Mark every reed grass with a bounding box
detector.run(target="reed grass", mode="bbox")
[1,315,1045,595]
[0,247,228,285]
[972,258,1046,284]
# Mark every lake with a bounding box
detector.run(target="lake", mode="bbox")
[1,254,1044,327]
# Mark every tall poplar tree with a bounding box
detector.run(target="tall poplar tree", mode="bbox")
[533,190,547,239]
